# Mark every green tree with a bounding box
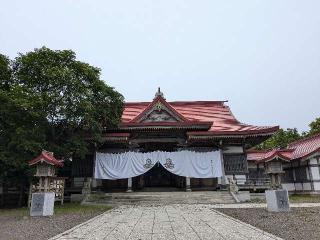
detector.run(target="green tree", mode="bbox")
[0,89,45,206]
[306,118,320,136]
[256,128,301,150]
[0,54,44,206]
[12,47,124,159]
[0,47,124,206]
[0,54,12,90]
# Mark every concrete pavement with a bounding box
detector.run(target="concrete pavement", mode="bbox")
[50,204,282,240]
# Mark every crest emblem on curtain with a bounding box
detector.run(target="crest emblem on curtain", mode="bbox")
[143,159,153,169]
[163,158,175,169]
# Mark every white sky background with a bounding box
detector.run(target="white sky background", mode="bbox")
[1,0,319,132]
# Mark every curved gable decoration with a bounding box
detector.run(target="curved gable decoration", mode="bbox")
[130,89,189,123]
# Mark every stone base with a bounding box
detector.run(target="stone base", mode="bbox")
[30,192,55,216]
[266,189,290,212]
[235,191,250,202]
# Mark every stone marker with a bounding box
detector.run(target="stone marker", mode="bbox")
[265,189,290,212]
[30,192,55,216]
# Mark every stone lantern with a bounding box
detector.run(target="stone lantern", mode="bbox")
[264,158,285,189]
[28,150,64,216]
[261,149,293,212]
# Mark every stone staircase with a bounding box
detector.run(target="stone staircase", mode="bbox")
[84,190,235,205]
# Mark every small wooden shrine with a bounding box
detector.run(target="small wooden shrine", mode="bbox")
[28,150,66,205]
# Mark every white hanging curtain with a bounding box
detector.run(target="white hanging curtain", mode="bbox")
[95,151,159,180]
[94,150,222,180]
[158,151,222,178]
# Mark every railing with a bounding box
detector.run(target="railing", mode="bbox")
[245,178,271,186]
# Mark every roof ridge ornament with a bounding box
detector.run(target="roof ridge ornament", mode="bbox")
[154,87,165,100]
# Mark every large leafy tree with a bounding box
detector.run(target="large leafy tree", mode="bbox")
[0,54,11,90]
[0,54,44,206]
[256,128,301,150]
[0,47,124,206]
[12,47,124,159]
[305,118,320,136]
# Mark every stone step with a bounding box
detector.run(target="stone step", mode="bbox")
[85,191,235,205]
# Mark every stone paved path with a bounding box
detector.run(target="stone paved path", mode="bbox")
[51,204,282,240]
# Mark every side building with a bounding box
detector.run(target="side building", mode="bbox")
[71,89,278,192]
[247,133,320,193]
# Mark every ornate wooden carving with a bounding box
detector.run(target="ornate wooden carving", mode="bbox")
[142,109,177,122]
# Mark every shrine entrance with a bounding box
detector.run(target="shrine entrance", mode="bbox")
[132,163,185,190]
[144,163,182,187]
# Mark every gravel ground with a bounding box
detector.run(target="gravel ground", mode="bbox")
[218,207,320,240]
[0,207,108,240]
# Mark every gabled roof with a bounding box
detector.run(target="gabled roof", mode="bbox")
[247,133,320,162]
[130,95,189,123]
[28,150,63,167]
[122,100,278,136]
[247,149,294,163]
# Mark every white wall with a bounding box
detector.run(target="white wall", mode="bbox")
[282,183,295,191]
[313,182,320,191]
[294,182,303,191]
[223,146,244,154]
[303,182,312,191]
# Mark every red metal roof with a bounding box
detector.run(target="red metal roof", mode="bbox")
[247,133,320,162]
[122,100,278,136]
[288,133,320,160]
[247,149,294,163]
[28,151,64,167]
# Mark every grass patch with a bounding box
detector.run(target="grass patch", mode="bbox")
[86,193,111,202]
[0,207,28,217]
[0,202,112,217]
[249,194,320,203]
[290,194,320,203]
[250,198,266,203]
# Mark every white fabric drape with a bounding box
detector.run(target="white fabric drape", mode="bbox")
[94,150,222,180]
[158,151,222,178]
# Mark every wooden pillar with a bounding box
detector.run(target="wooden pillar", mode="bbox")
[39,177,43,192]
[279,174,282,188]
[186,177,191,192]
[219,148,227,187]
[271,174,276,189]
[44,177,49,192]
[127,177,133,192]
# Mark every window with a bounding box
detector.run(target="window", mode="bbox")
[282,169,294,183]
[72,155,94,177]
[295,167,308,182]
[223,154,248,175]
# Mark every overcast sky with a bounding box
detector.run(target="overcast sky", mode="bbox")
[1,1,319,132]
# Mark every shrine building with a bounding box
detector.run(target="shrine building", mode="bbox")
[71,89,279,192]
[247,133,320,193]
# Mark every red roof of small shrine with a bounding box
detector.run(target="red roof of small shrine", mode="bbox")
[247,133,320,162]
[122,100,278,136]
[28,151,63,167]
[247,149,294,163]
